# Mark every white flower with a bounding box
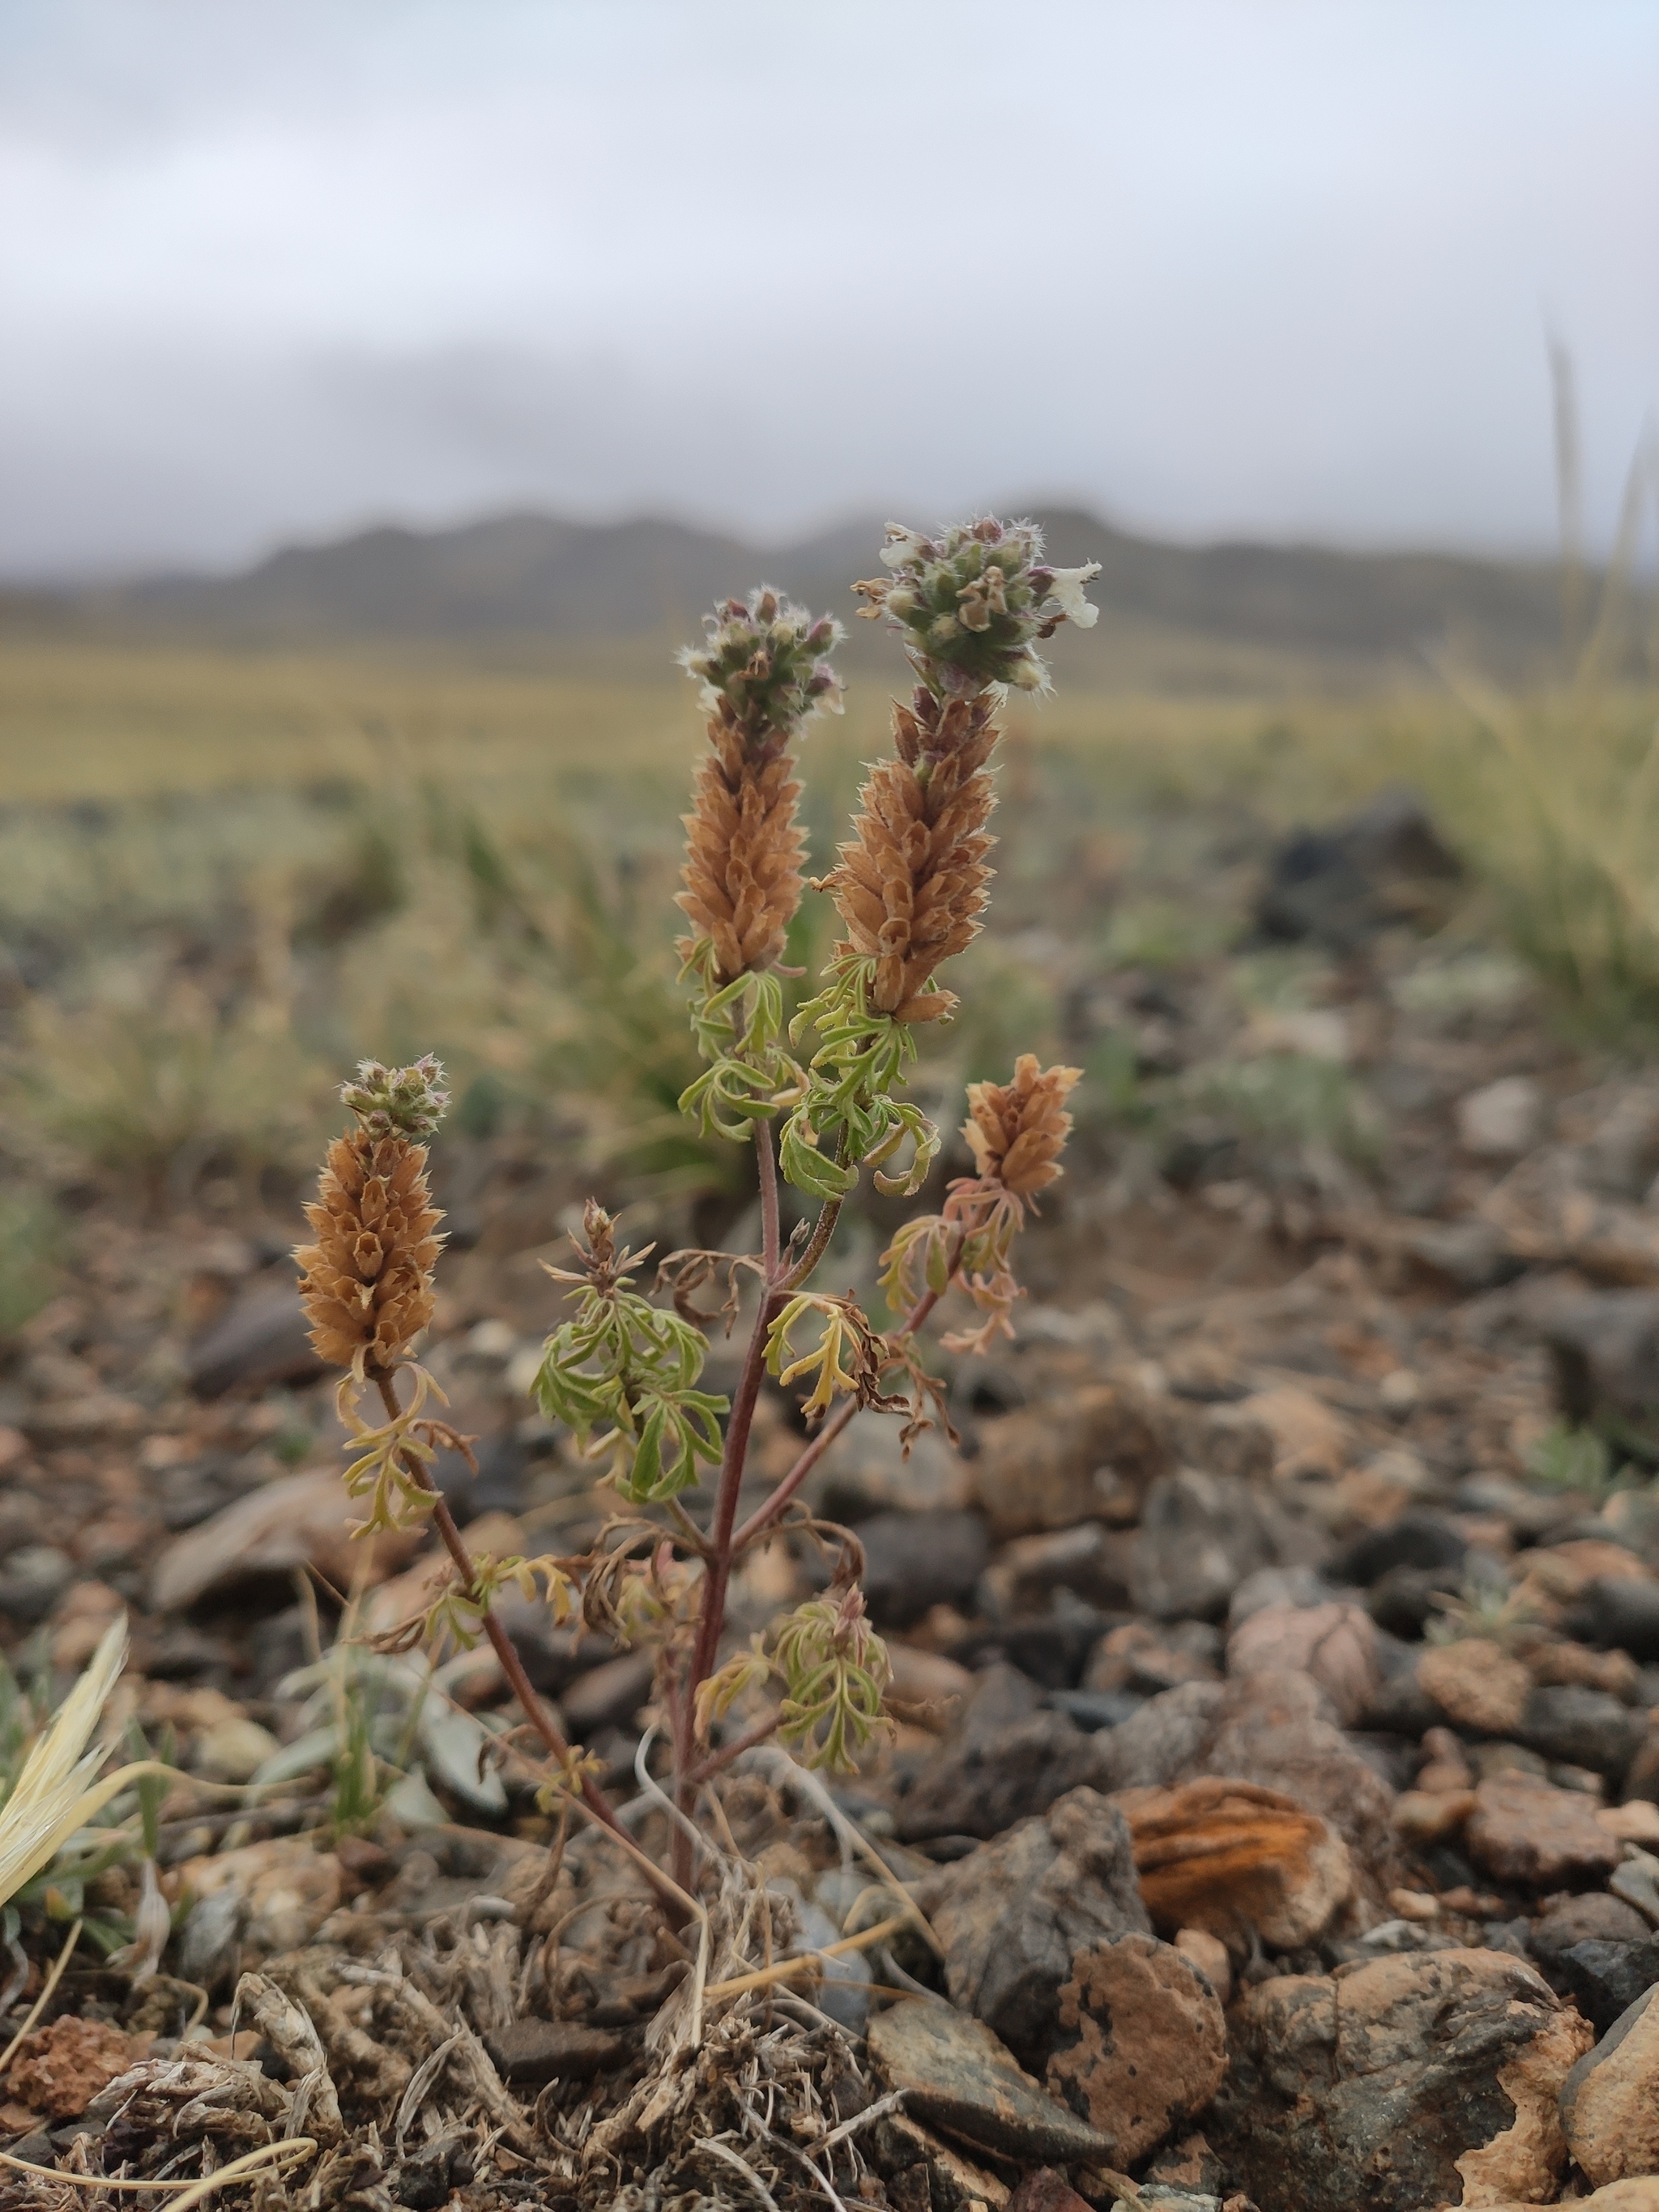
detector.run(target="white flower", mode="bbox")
[0,1613,129,1908]
[879,524,932,570]
[1045,561,1102,629]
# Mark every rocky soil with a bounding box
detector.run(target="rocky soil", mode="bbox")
[8,801,1659,2209]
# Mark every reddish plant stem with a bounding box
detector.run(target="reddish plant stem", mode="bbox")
[370,1370,635,1857]
[670,1122,787,1883]
[681,1712,783,1789]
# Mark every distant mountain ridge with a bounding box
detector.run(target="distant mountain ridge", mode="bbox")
[53,504,1565,684]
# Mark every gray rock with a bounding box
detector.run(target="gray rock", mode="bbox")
[1253,788,1462,952]
[867,1998,1115,2166]
[0,1542,73,1623]
[1229,1565,1339,1627]
[1538,1288,1659,1431]
[895,1708,1109,1845]
[1456,1076,1545,1161]
[1552,1937,1659,2035]
[1131,1468,1324,1622]
[848,1509,990,1628]
[1518,1684,1646,1781]
[1577,1575,1659,1661]
[186,1284,325,1398]
[1210,1947,1589,2212]
[920,1786,1150,2069]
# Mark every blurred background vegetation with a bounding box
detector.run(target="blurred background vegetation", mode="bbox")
[0,462,1655,1339]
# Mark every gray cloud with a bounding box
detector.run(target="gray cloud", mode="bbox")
[1,0,1655,578]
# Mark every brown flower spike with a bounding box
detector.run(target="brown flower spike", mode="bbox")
[963,1053,1082,1196]
[296,1057,447,1379]
[676,590,842,986]
[821,685,999,1021]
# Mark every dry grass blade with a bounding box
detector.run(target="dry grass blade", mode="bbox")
[0,1617,128,1910]
[0,2139,316,2198]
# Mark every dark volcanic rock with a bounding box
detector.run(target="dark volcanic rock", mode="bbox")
[1539,1287,1659,1432]
[852,1510,991,1628]
[1209,1947,1592,2212]
[1552,1937,1659,2035]
[1337,1514,1469,1588]
[186,1284,325,1397]
[895,1709,1108,1844]
[1131,1467,1324,1621]
[1576,1575,1659,1661]
[1253,787,1462,951]
[1517,1684,1646,1780]
[920,1785,1149,2069]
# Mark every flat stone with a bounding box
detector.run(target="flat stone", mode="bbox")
[186,1283,326,1397]
[484,2018,629,2082]
[149,1471,421,1611]
[1465,1772,1625,1890]
[867,1998,1116,2166]
[1562,1987,1659,2186]
[1044,1932,1227,2163]
[1132,1468,1325,1622]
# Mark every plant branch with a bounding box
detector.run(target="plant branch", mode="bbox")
[371,1370,632,1856]
[731,1260,957,1551]
[782,1193,844,1292]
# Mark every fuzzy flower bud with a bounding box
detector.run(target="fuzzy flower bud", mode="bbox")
[339,1054,450,1140]
[854,516,1099,693]
[676,587,844,749]
[963,1054,1082,1196]
[677,590,842,986]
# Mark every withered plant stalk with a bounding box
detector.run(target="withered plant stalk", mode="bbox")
[300,522,1098,1902]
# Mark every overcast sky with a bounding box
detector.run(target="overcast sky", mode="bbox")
[2,0,1656,579]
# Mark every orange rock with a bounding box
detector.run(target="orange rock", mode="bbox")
[1123,1775,1353,1950]
[1235,1385,1350,1479]
[1466,1772,1625,1890]
[1392,1788,1476,1845]
[1418,1638,1531,1735]
[6,2017,136,2120]
[1045,1932,1227,2163]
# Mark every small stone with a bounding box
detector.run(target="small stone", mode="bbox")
[897,1709,1109,1846]
[1337,1513,1468,1587]
[193,1715,282,1784]
[1533,1894,1653,1967]
[1458,1076,1545,1160]
[0,1542,74,1623]
[1131,1469,1324,1622]
[1518,1683,1647,1780]
[1579,1576,1659,1661]
[876,2112,1012,2212]
[922,1786,1150,2069]
[856,1509,991,1627]
[1601,1801,1659,1847]
[974,1383,1172,1541]
[177,1836,343,1955]
[1174,1928,1232,2005]
[1045,1932,1227,2163]
[186,1284,325,1397]
[1227,1565,1338,1627]
[1124,1777,1352,1950]
[1418,1638,1532,1735]
[1391,1788,1475,1844]
[484,2018,629,2082]
[1417,1725,1473,1792]
[1226,1600,1378,1727]
[1610,1851,1659,1929]
[6,2018,136,2120]
[1552,1939,1659,2035]
[1004,2170,1092,2212]
[980,1522,1135,1617]
[1388,1888,1440,1923]
[817,1406,974,1516]
[867,1997,1116,2165]
[1562,1986,1659,2185]
[1465,1771,1625,1889]
[1234,1385,1350,1478]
